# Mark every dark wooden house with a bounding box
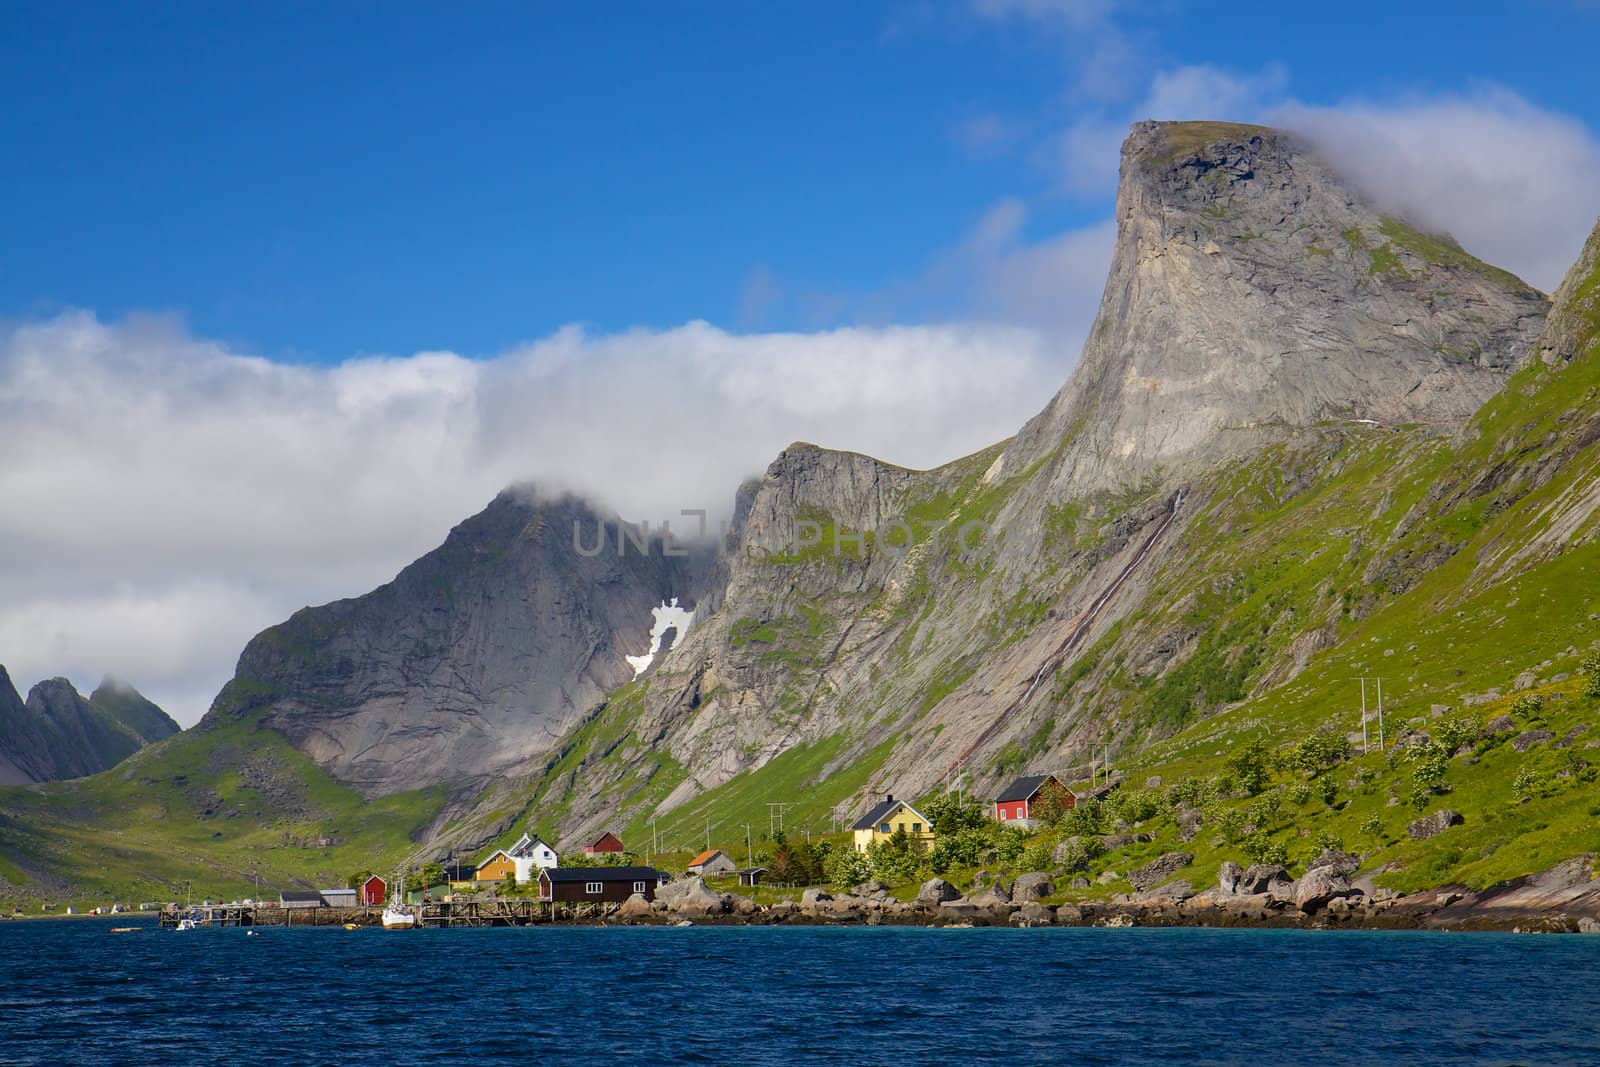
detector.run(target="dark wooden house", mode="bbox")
[538,866,662,904]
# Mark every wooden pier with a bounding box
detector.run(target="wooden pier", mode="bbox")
[158,899,616,929]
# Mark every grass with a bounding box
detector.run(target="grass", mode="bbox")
[0,716,446,907]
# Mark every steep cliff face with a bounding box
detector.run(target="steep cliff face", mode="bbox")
[1004,121,1547,498]
[480,121,1558,851]
[0,670,178,785]
[202,489,713,797]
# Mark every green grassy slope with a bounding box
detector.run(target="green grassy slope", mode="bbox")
[0,715,445,907]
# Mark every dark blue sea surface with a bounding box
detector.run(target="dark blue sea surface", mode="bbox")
[3,919,1599,1065]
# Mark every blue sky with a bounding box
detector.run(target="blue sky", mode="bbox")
[4,1,1598,360]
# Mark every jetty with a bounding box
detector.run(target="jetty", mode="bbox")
[157,899,613,929]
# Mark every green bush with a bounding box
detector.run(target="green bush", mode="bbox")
[1020,842,1054,872]
[827,845,873,887]
[1282,731,1351,776]
[1287,782,1313,806]
[1059,799,1105,837]
[1434,717,1480,752]
[1359,813,1382,842]
[1580,652,1600,699]
[1318,776,1338,806]
[1509,693,1545,720]
[1226,739,1272,796]
[1106,789,1163,825]
[921,792,989,834]
[1240,834,1288,865]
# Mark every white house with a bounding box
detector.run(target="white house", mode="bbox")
[507,833,559,883]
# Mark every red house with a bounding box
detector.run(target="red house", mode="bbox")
[584,832,625,856]
[993,774,1076,828]
[359,874,387,906]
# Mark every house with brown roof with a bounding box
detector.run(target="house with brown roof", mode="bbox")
[687,848,736,876]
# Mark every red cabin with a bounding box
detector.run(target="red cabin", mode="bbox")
[993,774,1076,828]
[584,832,625,856]
[359,874,387,906]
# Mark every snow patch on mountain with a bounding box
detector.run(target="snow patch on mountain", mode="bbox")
[625,598,695,677]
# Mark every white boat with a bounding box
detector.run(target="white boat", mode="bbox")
[175,917,199,931]
[381,871,415,929]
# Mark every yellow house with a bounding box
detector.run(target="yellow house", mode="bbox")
[475,850,517,883]
[851,794,936,853]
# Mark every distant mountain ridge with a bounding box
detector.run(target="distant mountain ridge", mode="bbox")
[199,488,715,798]
[0,668,178,785]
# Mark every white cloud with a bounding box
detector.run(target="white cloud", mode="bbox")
[0,311,1068,725]
[1044,63,1600,292]
[1272,88,1600,291]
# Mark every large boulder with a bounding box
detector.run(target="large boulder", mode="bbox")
[655,877,704,905]
[1011,873,1056,901]
[852,880,892,899]
[1012,901,1055,927]
[1408,809,1464,841]
[1513,730,1555,753]
[917,878,960,905]
[967,885,1014,910]
[1237,863,1291,894]
[1218,861,1243,895]
[800,887,834,907]
[1136,879,1194,902]
[667,878,728,917]
[616,892,654,921]
[1101,832,1155,852]
[1294,865,1353,912]
[1306,850,1360,878]
[1129,852,1194,892]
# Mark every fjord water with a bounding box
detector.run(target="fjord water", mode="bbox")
[4,922,1598,1065]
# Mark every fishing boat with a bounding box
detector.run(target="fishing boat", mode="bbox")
[175,917,199,931]
[381,872,415,929]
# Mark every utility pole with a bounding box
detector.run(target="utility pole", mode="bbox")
[705,817,712,852]
[1360,678,1369,756]
[744,824,753,871]
[1377,676,1386,753]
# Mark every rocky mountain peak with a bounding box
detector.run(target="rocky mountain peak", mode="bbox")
[0,671,176,785]
[1002,119,1549,498]
[1537,216,1600,368]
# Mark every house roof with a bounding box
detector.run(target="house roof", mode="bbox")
[542,866,660,884]
[441,865,474,881]
[850,797,932,831]
[688,849,727,867]
[585,832,624,851]
[476,849,513,869]
[995,774,1066,803]
[508,834,554,858]
[279,891,323,903]
[361,874,386,886]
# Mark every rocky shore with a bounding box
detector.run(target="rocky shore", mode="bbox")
[604,852,1600,934]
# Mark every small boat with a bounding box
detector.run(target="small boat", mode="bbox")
[109,926,140,934]
[175,917,199,931]
[381,870,416,929]
[343,923,360,930]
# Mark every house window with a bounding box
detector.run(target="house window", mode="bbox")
[911,823,922,833]
[878,822,890,833]
[585,882,603,894]
[633,882,646,893]
[1000,809,1009,820]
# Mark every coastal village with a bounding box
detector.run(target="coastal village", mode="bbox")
[24,754,1587,934]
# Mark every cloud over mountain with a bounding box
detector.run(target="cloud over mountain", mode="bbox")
[0,311,1065,725]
